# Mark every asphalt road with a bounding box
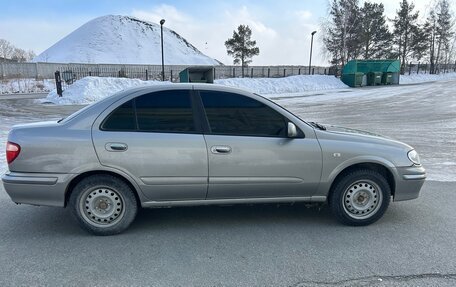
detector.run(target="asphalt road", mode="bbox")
[0,182,455,286]
[1,82,456,286]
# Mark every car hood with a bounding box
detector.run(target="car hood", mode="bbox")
[316,124,413,150]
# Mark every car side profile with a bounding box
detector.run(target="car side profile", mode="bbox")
[2,84,426,235]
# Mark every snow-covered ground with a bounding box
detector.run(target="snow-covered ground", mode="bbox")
[0,78,55,94]
[400,72,456,84]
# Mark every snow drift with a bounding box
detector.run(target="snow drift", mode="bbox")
[41,77,168,105]
[41,75,349,105]
[33,15,220,65]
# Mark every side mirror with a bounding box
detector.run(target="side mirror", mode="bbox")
[287,122,298,138]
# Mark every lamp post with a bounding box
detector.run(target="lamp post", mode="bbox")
[309,31,317,75]
[160,19,166,81]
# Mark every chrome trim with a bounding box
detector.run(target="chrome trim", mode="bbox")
[142,196,326,207]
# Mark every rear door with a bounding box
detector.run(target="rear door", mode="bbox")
[92,89,208,201]
[198,90,322,199]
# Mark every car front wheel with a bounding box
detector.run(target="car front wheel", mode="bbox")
[69,174,138,235]
[329,169,391,226]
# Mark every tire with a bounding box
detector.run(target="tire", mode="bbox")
[329,169,391,226]
[69,174,138,235]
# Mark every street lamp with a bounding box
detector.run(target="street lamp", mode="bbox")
[160,19,166,81]
[309,31,317,75]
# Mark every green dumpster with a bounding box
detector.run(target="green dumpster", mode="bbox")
[341,59,401,87]
[179,66,214,83]
[367,72,382,86]
[381,72,393,85]
[341,72,364,87]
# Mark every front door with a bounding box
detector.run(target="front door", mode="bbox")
[198,90,322,199]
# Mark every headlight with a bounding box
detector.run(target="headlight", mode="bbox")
[407,150,421,165]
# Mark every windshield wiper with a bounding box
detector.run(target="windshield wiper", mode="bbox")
[309,121,327,130]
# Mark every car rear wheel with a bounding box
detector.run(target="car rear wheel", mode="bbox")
[329,169,391,226]
[69,174,138,235]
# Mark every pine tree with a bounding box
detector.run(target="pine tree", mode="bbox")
[359,2,393,59]
[225,25,260,77]
[392,0,423,73]
[323,0,361,68]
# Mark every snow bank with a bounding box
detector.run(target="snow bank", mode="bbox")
[42,75,347,105]
[215,75,348,94]
[41,77,168,105]
[400,72,456,84]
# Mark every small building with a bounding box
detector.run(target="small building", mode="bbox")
[179,66,214,83]
[341,59,400,87]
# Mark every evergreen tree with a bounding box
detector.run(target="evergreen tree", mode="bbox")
[225,25,260,77]
[323,0,361,68]
[392,0,423,73]
[359,2,393,59]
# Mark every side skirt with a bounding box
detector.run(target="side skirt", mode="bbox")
[142,196,327,208]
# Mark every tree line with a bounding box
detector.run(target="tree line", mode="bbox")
[0,39,36,63]
[323,0,455,74]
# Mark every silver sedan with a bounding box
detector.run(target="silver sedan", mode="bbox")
[2,84,426,235]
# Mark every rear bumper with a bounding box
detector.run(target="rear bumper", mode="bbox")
[1,172,73,207]
[393,165,426,202]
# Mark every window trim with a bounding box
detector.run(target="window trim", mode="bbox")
[100,89,203,134]
[195,90,304,139]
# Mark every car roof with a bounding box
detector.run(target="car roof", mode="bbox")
[109,83,253,101]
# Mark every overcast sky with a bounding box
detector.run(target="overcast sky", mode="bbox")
[0,0,443,66]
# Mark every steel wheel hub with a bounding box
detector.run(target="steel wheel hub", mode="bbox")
[342,180,383,219]
[80,188,124,226]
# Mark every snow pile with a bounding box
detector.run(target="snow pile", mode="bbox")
[41,77,168,105]
[33,15,220,65]
[1,79,55,94]
[42,75,349,105]
[400,72,456,84]
[215,75,348,94]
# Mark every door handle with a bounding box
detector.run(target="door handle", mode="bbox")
[105,143,128,152]
[211,145,232,154]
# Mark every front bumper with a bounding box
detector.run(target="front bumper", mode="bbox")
[1,172,73,207]
[393,165,426,201]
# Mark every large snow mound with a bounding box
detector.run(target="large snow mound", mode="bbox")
[400,72,456,84]
[214,75,348,94]
[41,77,168,105]
[33,15,220,65]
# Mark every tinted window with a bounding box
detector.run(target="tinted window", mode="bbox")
[102,100,136,131]
[136,90,195,132]
[200,91,286,137]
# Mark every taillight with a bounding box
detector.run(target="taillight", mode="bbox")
[6,141,21,164]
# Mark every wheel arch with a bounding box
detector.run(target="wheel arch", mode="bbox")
[64,170,143,208]
[328,162,396,201]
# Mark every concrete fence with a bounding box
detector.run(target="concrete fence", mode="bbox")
[0,62,334,81]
